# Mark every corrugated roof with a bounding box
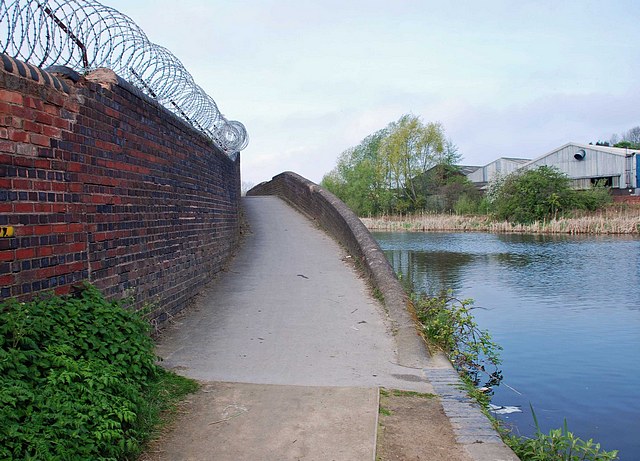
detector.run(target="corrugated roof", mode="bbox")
[526,142,639,166]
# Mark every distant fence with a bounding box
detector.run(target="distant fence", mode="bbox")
[0,0,247,154]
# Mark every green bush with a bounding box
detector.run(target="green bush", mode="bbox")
[488,166,611,224]
[453,194,481,215]
[0,284,181,460]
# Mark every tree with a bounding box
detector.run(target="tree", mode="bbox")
[322,114,458,215]
[624,126,640,144]
[606,126,640,149]
[321,127,392,215]
[379,115,448,210]
[488,166,610,224]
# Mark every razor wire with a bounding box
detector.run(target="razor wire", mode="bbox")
[0,0,248,153]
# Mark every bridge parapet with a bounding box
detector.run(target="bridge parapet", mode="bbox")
[248,172,428,367]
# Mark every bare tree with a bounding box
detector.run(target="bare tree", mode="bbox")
[609,133,620,145]
[623,126,640,144]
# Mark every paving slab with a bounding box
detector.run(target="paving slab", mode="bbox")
[143,382,378,461]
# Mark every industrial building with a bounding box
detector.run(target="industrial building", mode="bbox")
[467,143,640,194]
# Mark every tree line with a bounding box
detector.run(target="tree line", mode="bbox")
[322,116,620,223]
[321,114,478,215]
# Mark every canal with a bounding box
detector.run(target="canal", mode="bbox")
[373,231,640,460]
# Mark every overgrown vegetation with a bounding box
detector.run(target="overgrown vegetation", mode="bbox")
[486,166,612,224]
[362,202,640,234]
[412,290,619,460]
[413,291,502,389]
[0,284,197,460]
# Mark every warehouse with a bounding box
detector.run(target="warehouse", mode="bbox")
[522,143,639,193]
[467,143,639,194]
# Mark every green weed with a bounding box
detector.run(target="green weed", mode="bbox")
[503,405,619,460]
[0,284,197,460]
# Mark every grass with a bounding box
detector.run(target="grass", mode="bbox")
[361,203,640,234]
[138,369,199,449]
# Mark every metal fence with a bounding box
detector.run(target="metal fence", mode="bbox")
[0,0,248,154]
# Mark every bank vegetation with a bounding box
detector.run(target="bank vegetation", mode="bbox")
[362,203,640,235]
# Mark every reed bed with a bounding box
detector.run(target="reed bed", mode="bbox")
[361,204,640,235]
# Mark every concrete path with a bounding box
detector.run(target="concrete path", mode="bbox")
[152,196,517,460]
[154,196,433,460]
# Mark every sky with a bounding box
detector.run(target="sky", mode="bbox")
[106,0,640,187]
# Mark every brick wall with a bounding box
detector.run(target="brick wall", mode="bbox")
[0,54,241,324]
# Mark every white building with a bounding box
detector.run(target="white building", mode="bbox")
[522,143,639,192]
[466,143,640,194]
[466,157,531,186]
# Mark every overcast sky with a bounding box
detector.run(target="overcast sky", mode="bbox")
[107,0,640,186]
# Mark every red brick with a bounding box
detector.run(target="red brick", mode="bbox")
[43,104,59,115]
[34,111,54,125]
[24,96,44,111]
[55,285,72,295]
[52,118,71,130]
[12,179,31,189]
[14,203,34,213]
[68,223,84,233]
[11,105,33,119]
[0,274,15,285]
[8,129,29,143]
[51,224,69,233]
[30,133,50,147]
[37,246,54,256]
[23,120,42,133]
[15,248,36,259]
[34,225,53,235]
[0,90,22,105]
[0,250,14,262]
[36,267,56,279]
[42,125,62,138]
[0,140,15,153]
[33,204,53,213]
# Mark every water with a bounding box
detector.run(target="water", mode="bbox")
[374,231,640,459]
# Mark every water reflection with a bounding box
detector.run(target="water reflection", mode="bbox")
[374,231,640,460]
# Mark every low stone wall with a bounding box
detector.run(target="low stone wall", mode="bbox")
[248,171,428,367]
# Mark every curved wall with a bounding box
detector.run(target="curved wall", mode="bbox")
[248,171,428,367]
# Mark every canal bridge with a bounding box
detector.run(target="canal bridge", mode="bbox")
[147,172,519,460]
[0,5,517,454]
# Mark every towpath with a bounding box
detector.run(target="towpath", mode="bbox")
[142,196,517,461]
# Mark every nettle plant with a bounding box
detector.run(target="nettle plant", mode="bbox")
[0,284,159,460]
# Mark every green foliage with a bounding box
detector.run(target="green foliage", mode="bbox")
[453,193,482,215]
[321,114,463,215]
[0,284,194,460]
[488,166,611,224]
[612,140,640,149]
[413,291,502,388]
[504,405,619,460]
